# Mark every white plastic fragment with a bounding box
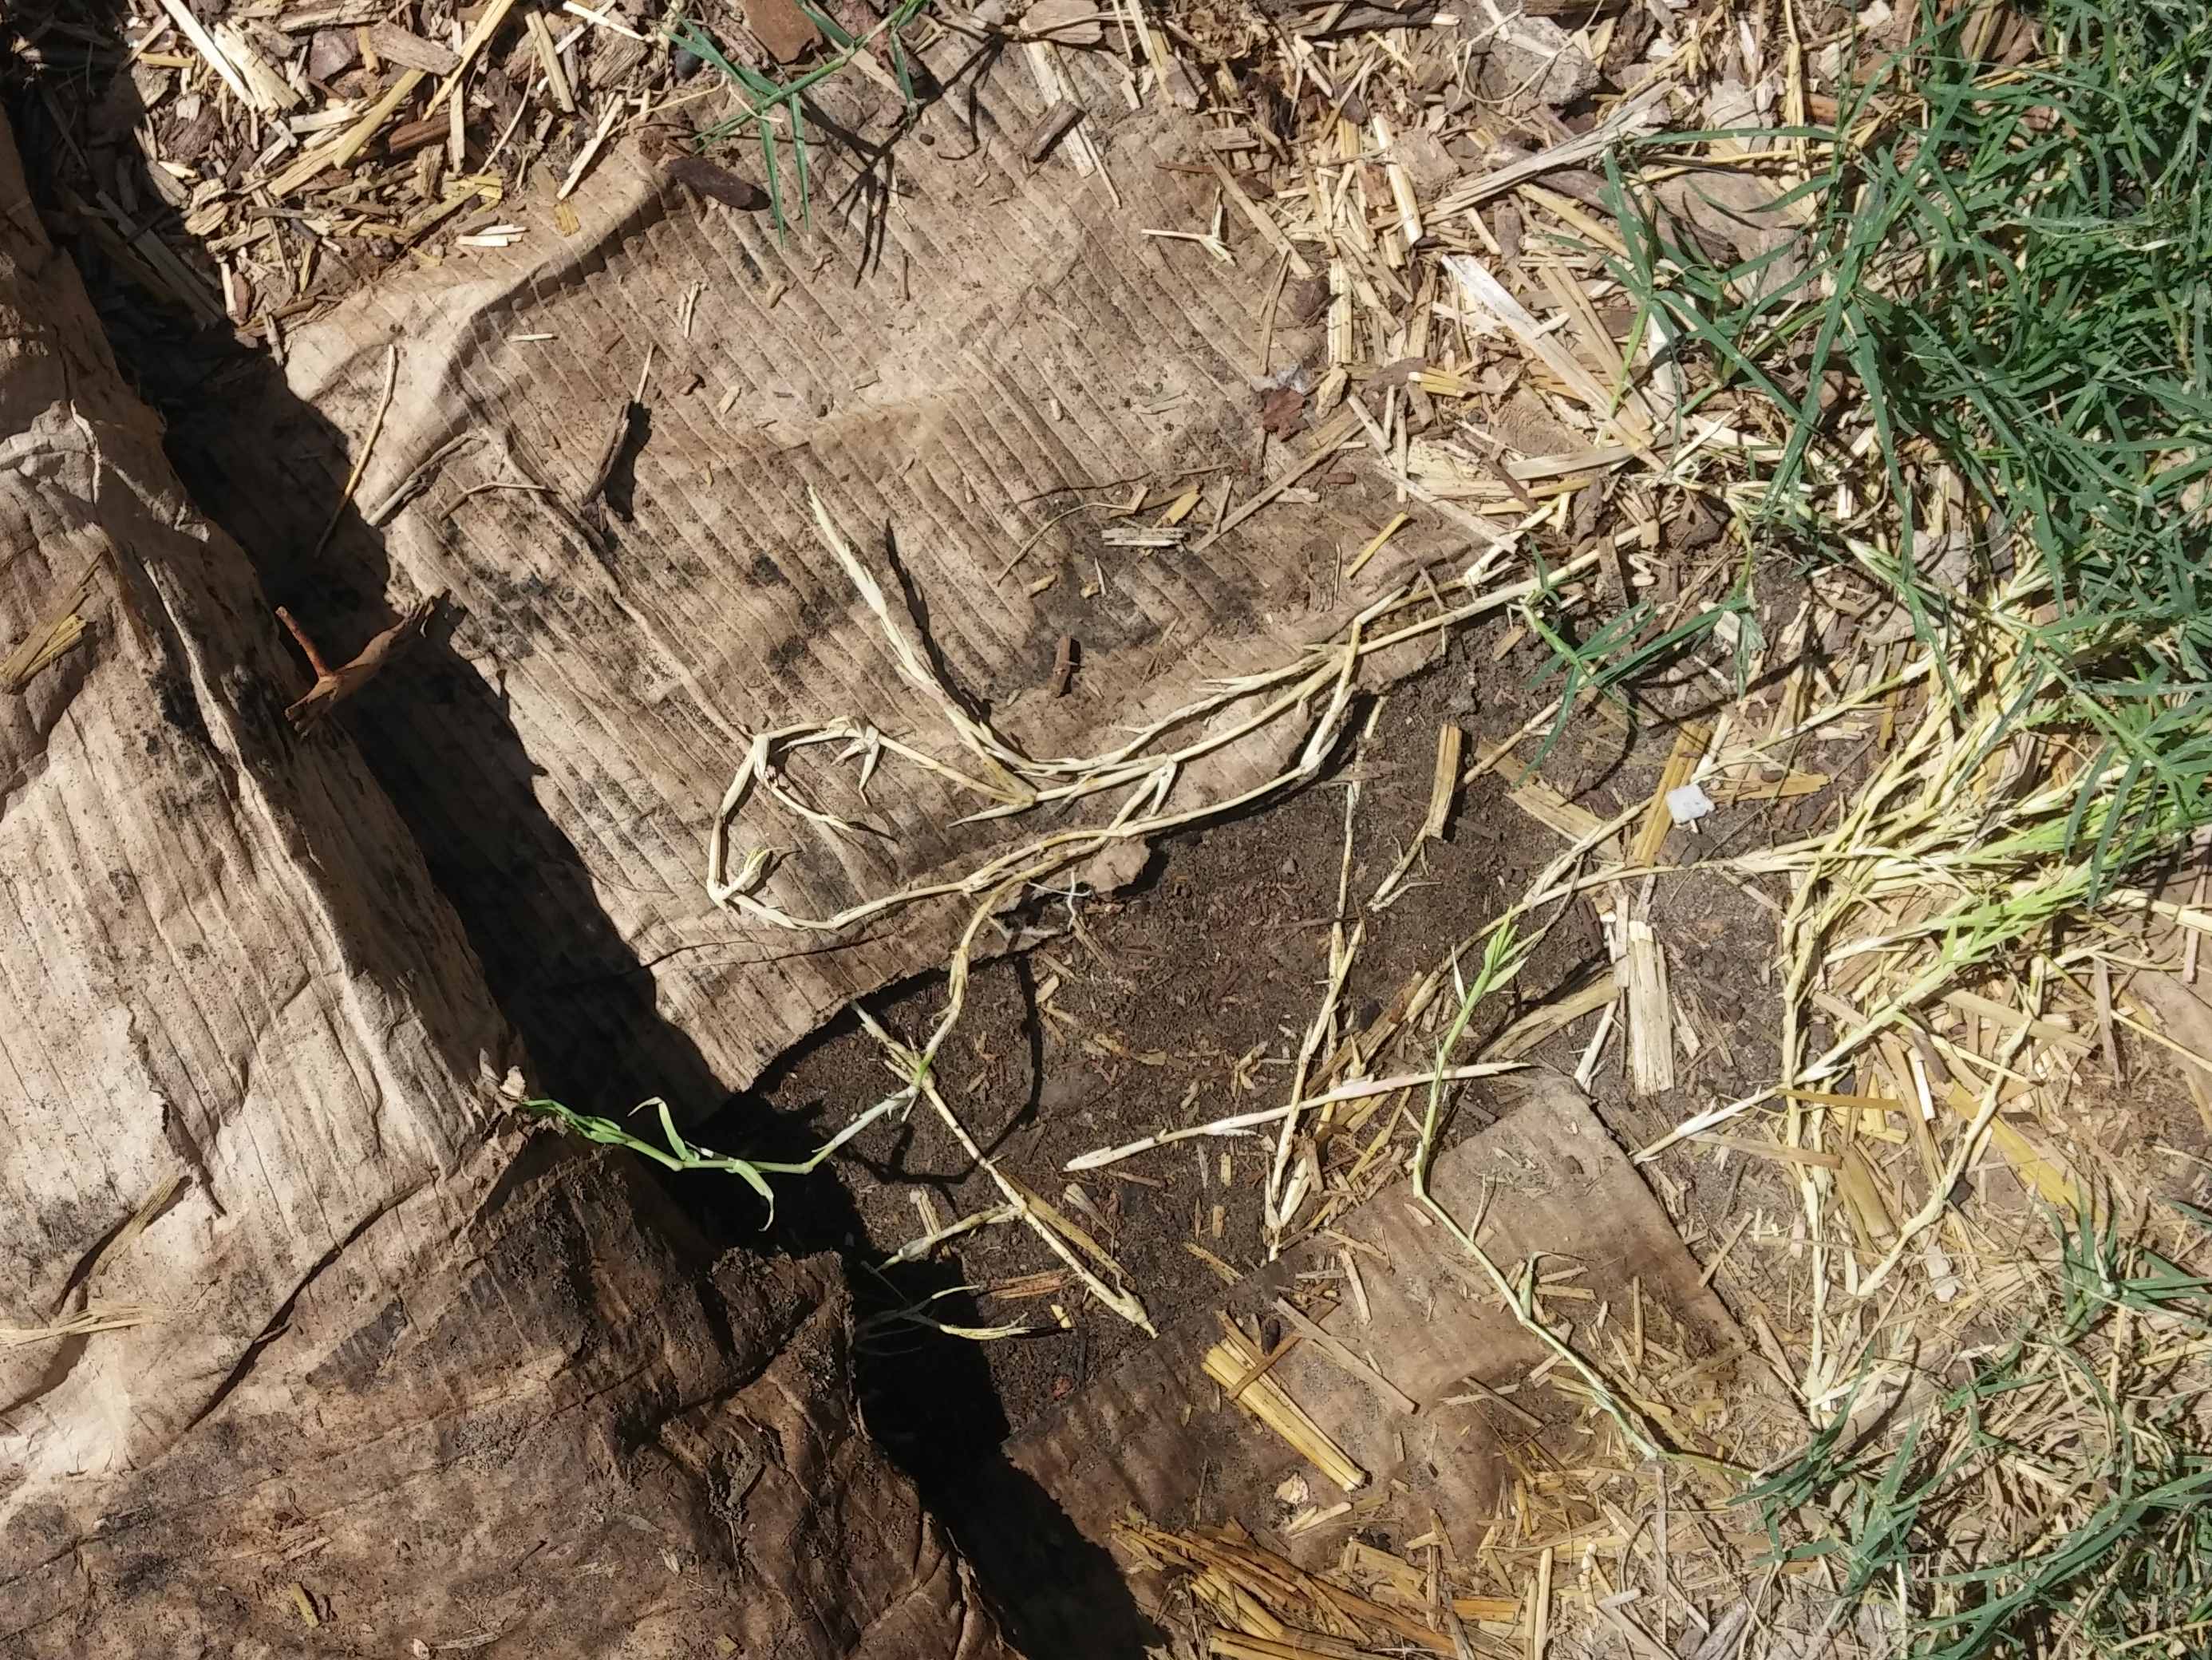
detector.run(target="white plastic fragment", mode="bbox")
[1666,782,1716,825]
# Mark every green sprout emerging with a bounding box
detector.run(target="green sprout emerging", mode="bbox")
[523,1090,904,1223]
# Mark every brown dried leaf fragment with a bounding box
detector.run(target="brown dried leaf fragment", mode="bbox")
[278,596,439,734]
[1258,382,1305,438]
[662,154,772,213]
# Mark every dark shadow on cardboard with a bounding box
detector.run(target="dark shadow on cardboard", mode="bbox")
[4,11,1154,1653]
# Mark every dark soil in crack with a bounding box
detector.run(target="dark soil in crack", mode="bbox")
[680,624,1808,1483]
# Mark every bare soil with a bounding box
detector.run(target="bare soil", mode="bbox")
[685,608,1812,1509]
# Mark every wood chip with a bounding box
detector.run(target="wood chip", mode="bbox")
[1024,99,1087,164]
[524,10,578,113]
[1419,723,1463,842]
[270,69,426,194]
[364,22,460,75]
[154,0,256,110]
[1621,916,1674,1095]
[426,0,523,116]
[214,22,304,111]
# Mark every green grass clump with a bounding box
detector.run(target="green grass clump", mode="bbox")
[1606,0,2212,897]
[673,0,930,239]
[1742,1207,2212,1658]
[1592,13,2212,1641]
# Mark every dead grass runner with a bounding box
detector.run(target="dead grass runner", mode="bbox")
[1064,1062,1523,1173]
[704,492,1583,931]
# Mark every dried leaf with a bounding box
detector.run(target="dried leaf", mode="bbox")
[1258,383,1306,438]
[741,0,823,62]
[664,155,771,213]
[279,596,440,734]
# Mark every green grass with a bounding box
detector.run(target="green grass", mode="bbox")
[523,1091,905,1223]
[1602,0,2212,899]
[1586,6,2212,1646]
[672,0,930,239]
[1741,1206,2212,1657]
[1515,567,1756,773]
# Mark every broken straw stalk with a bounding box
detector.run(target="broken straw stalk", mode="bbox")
[1064,1062,1523,1172]
[1203,1322,1367,1492]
